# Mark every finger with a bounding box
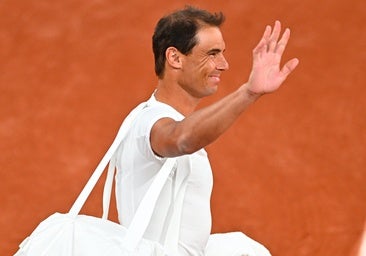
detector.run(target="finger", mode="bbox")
[280,58,299,77]
[275,28,290,55]
[263,24,272,41]
[268,20,281,51]
[253,25,271,55]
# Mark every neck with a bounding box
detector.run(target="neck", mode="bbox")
[154,79,200,116]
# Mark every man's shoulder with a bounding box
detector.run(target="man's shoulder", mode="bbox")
[139,100,184,121]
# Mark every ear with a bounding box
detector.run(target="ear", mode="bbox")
[166,47,182,69]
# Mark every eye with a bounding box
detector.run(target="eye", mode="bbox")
[208,52,219,60]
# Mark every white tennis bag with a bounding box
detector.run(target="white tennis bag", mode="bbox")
[14,101,179,256]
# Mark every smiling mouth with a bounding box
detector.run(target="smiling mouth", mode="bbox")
[209,75,221,82]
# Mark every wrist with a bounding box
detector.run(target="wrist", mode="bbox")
[239,83,263,102]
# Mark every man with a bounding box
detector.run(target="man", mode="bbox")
[115,6,299,256]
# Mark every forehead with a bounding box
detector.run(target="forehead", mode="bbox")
[194,26,226,51]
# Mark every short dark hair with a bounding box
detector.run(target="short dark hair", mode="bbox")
[152,6,225,78]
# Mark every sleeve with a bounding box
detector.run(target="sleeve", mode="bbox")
[132,104,183,162]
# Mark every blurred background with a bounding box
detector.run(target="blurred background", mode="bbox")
[1,0,365,255]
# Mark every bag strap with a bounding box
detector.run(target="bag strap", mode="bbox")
[68,101,147,216]
[68,95,183,253]
[101,147,179,252]
[120,157,177,251]
[163,168,190,255]
[104,153,186,254]
[101,154,116,219]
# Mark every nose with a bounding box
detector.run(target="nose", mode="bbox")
[215,54,229,71]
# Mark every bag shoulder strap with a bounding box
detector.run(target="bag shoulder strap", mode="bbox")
[68,96,183,253]
[121,157,177,251]
[68,101,147,216]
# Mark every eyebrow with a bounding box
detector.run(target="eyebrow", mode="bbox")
[207,48,225,55]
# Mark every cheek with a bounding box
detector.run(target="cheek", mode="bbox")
[197,59,215,75]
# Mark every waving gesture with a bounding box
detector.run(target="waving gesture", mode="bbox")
[246,21,299,95]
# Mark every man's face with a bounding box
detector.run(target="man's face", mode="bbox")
[178,26,229,98]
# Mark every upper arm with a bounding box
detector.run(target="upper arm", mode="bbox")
[150,117,189,158]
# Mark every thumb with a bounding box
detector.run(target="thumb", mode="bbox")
[281,58,299,77]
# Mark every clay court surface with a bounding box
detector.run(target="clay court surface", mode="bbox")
[1,1,365,255]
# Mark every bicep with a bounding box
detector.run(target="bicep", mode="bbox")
[150,117,187,158]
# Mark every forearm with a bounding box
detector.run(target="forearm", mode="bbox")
[173,84,261,154]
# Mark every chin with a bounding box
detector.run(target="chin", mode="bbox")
[204,86,219,97]
[209,83,219,93]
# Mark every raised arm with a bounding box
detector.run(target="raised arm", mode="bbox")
[151,21,299,157]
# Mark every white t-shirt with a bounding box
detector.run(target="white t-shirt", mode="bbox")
[115,93,213,256]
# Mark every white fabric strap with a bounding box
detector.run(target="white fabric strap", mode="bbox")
[102,149,182,253]
[101,155,116,219]
[121,158,177,251]
[68,95,185,254]
[69,102,146,216]
[163,169,190,255]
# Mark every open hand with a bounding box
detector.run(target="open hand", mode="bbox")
[246,21,299,95]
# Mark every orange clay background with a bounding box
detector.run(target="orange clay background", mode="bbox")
[1,1,365,255]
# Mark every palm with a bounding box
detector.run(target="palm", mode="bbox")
[247,21,299,95]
